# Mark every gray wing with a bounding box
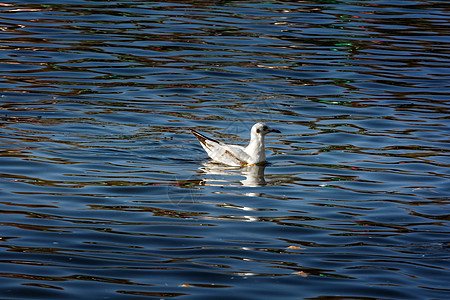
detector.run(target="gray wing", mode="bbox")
[190,129,250,166]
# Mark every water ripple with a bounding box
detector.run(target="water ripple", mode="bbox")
[1,0,449,299]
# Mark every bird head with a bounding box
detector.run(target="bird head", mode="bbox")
[252,122,281,136]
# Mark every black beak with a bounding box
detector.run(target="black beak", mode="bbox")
[270,128,281,133]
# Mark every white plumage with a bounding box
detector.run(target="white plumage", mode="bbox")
[189,122,280,167]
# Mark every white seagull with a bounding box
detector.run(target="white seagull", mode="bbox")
[189,122,280,167]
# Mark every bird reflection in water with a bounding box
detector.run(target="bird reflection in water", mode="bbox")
[199,162,266,187]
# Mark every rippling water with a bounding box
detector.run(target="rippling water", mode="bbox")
[1,1,449,299]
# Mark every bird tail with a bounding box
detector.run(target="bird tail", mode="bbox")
[189,128,221,145]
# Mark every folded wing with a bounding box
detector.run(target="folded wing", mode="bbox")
[189,129,250,166]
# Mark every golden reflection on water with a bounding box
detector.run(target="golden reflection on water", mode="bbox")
[0,0,449,299]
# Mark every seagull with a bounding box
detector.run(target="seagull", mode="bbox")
[189,122,280,167]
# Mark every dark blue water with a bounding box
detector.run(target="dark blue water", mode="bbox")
[1,1,449,299]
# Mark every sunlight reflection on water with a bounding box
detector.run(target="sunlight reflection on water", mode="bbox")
[0,0,449,299]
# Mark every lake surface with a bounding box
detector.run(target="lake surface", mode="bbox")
[1,0,449,299]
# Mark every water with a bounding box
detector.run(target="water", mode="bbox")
[1,1,449,299]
